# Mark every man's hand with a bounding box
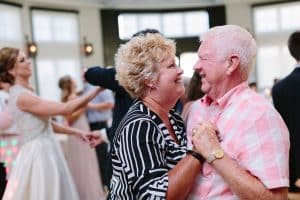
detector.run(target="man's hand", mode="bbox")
[191,121,221,158]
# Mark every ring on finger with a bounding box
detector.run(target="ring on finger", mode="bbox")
[192,128,198,136]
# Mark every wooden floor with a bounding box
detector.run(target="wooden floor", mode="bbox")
[289,192,300,200]
[289,180,300,200]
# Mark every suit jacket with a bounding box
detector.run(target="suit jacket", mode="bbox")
[272,67,300,187]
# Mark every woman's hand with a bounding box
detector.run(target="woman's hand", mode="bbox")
[86,131,104,148]
[75,132,90,142]
[75,131,104,147]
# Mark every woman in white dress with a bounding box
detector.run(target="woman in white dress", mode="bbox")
[58,75,106,200]
[0,47,102,200]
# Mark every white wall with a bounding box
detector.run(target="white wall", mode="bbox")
[78,7,104,67]
[226,2,257,82]
[226,2,253,32]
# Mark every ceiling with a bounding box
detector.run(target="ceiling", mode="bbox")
[23,0,282,9]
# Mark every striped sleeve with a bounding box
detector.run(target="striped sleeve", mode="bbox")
[117,118,168,199]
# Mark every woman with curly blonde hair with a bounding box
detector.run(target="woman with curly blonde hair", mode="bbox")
[109,33,206,200]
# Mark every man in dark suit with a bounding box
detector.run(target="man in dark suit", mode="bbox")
[272,31,300,192]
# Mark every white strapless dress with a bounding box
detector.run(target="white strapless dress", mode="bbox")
[3,85,79,200]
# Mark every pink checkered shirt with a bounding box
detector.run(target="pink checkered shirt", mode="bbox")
[186,82,290,200]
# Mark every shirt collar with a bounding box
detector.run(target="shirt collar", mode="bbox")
[201,81,249,109]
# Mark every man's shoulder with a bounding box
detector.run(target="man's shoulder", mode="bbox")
[87,66,116,73]
[231,89,273,115]
[279,68,300,83]
[273,71,300,93]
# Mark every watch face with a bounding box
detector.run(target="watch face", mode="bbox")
[214,149,224,159]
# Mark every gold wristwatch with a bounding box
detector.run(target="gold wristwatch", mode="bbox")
[207,148,224,163]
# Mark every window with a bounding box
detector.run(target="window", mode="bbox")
[163,13,183,37]
[254,8,278,33]
[36,59,81,101]
[280,5,300,31]
[118,11,209,40]
[32,11,79,43]
[138,14,161,32]
[254,2,300,34]
[31,10,82,102]
[0,3,23,48]
[253,2,299,90]
[180,52,198,78]
[185,12,209,36]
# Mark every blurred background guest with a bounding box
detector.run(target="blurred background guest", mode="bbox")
[82,75,114,191]
[58,75,106,200]
[181,71,205,124]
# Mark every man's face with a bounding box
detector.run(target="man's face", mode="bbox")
[193,38,228,98]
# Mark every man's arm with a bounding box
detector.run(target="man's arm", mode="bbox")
[210,154,287,199]
[84,66,121,92]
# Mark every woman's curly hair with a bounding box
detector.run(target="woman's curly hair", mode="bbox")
[115,33,176,99]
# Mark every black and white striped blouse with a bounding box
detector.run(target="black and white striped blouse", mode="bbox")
[109,100,187,200]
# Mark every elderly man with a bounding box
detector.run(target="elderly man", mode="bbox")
[187,25,290,199]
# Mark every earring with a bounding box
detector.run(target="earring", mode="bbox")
[149,83,156,89]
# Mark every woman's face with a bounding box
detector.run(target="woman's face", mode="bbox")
[154,55,185,104]
[10,51,32,79]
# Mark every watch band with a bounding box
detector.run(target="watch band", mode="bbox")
[187,149,205,163]
[206,154,217,163]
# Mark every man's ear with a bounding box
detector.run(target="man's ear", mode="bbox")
[226,54,240,75]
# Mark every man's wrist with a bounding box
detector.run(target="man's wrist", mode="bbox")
[207,148,224,164]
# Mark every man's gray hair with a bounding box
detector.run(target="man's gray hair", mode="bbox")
[201,25,257,79]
